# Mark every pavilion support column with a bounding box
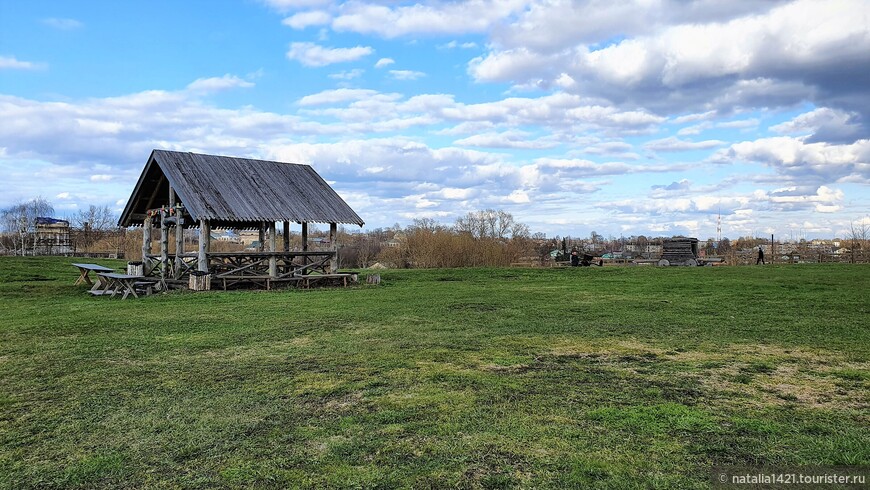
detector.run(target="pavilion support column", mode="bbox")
[160,209,168,280]
[283,221,290,252]
[329,222,338,273]
[142,215,152,271]
[198,219,210,273]
[174,210,184,279]
[168,187,178,278]
[268,222,277,278]
[301,222,308,252]
[258,223,265,252]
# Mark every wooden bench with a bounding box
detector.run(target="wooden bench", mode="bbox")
[299,273,354,288]
[72,263,115,288]
[96,272,156,299]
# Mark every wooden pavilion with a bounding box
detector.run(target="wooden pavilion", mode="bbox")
[118,150,364,289]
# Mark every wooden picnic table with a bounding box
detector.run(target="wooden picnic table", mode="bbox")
[95,272,155,299]
[72,263,115,290]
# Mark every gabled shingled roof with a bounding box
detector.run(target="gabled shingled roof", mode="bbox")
[118,150,364,228]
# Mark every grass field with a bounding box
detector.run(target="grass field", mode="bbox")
[0,257,867,489]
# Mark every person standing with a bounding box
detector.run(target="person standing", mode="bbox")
[756,246,765,265]
[570,250,580,267]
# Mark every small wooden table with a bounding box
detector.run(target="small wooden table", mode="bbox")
[96,272,153,299]
[72,263,115,290]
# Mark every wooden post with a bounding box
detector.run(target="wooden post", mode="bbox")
[142,215,152,270]
[199,219,210,272]
[329,222,338,273]
[160,209,168,280]
[283,221,290,252]
[174,207,184,278]
[258,223,265,252]
[168,188,179,278]
[268,221,277,278]
[301,222,308,252]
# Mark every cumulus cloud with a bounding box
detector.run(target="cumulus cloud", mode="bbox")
[291,89,666,140]
[720,136,870,184]
[470,0,870,137]
[770,107,864,144]
[374,58,395,68]
[282,10,332,29]
[186,74,255,93]
[0,86,334,174]
[764,185,845,212]
[286,42,373,66]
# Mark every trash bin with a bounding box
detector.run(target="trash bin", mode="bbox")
[188,270,211,291]
[127,261,144,276]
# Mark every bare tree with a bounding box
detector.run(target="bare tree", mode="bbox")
[455,209,524,239]
[1,197,54,255]
[847,217,870,263]
[70,205,117,253]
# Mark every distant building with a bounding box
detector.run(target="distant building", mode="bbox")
[212,230,241,243]
[35,217,73,255]
[238,230,260,246]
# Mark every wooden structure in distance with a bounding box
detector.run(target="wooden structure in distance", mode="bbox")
[118,150,364,288]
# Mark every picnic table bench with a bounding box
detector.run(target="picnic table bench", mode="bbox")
[94,272,156,299]
[72,263,115,290]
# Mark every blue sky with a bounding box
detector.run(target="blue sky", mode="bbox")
[1,0,869,239]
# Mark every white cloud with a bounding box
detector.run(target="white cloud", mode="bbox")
[332,0,527,38]
[441,41,478,49]
[282,10,332,29]
[294,89,666,140]
[770,108,863,143]
[763,185,845,212]
[261,0,331,10]
[721,136,870,184]
[470,47,564,85]
[286,42,373,66]
[186,74,255,93]
[375,58,395,68]
[644,137,726,152]
[437,187,478,200]
[454,131,558,149]
[672,111,718,124]
[470,0,870,128]
[388,70,426,81]
[328,69,365,80]
[718,119,759,130]
[0,56,43,70]
[297,88,382,106]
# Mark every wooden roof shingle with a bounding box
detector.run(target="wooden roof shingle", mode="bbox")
[118,150,364,227]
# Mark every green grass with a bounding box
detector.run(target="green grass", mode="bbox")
[1,257,868,488]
